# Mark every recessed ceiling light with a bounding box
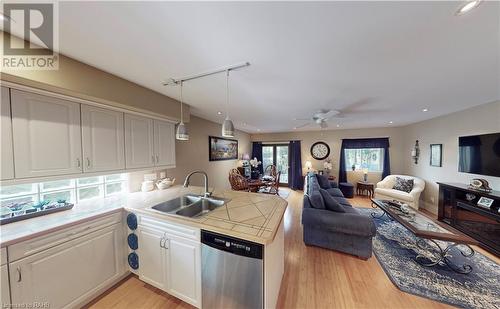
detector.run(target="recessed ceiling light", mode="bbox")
[389,121,393,124]
[293,127,297,130]
[456,0,481,15]
[257,129,261,132]
[217,111,222,115]
[422,108,429,112]
[336,124,340,128]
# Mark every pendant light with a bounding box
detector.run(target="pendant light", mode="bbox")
[176,81,189,141]
[221,70,235,137]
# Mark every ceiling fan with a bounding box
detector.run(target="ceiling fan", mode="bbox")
[293,109,344,129]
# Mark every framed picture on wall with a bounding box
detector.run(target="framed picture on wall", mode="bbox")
[430,144,442,167]
[209,136,238,161]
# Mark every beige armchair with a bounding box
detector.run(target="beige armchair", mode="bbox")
[374,175,425,210]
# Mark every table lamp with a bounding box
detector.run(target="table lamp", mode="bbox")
[305,161,312,172]
[363,168,368,182]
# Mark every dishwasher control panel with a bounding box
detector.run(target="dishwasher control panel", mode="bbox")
[201,230,263,259]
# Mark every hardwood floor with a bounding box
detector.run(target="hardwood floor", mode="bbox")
[87,190,497,309]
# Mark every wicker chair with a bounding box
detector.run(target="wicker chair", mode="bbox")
[259,171,281,195]
[229,172,250,191]
[264,165,277,178]
[229,168,241,175]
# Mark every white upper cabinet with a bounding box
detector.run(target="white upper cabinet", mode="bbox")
[11,89,83,178]
[81,105,125,173]
[124,114,155,169]
[154,120,176,167]
[1,87,14,180]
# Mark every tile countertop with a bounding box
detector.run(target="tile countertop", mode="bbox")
[0,186,288,247]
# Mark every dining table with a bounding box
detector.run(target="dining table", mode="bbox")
[247,176,274,192]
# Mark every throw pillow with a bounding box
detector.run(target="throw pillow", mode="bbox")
[319,189,346,213]
[308,191,326,209]
[393,177,414,193]
[316,174,332,189]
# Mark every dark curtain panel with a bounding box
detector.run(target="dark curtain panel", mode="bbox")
[251,142,264,174]
[382,147,391,179]
[338,138,391,182]
[338,140,348,183]
[288,141,304,190]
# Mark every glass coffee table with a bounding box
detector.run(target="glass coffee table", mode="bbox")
[371,198,479,274]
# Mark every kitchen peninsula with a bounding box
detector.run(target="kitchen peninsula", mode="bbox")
[0,186,287,309]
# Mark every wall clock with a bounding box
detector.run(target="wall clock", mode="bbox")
[311,142,330,160]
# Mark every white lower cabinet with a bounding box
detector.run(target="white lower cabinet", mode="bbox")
[137,216,201,308]
[166,235,201,306]
[136,226,168,290]
[9,222,125,309]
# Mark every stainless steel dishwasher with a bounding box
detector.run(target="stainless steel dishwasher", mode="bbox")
[201,230,263,309]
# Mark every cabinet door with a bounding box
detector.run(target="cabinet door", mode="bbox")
[137,226,167,290]
[154,120,176,167]
[9,224,123,309]
[1,264,10,306]
[11,90,82,178]
[166,235,201,308]
[1,87,14,180]
[124,114,154,169]
[81,105,125,173]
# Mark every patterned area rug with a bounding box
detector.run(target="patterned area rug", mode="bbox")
[357,208,500,309]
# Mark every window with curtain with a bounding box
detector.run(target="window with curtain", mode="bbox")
[344,148,384,172]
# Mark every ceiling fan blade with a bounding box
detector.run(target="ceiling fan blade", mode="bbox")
[295,122,311,129]
[322,110,340,118]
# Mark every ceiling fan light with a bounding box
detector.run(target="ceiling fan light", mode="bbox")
[222,117,235,137]
[176,121,189,140]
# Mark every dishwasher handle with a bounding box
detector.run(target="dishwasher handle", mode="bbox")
[201,230,263,259]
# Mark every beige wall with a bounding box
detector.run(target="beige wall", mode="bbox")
[0,31,189,122]
[250,127,406,185]
[129,116,251,192]
[402,100,500,214]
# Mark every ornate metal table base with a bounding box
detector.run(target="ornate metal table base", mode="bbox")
[415,238,475,274]
[371,202,391,220]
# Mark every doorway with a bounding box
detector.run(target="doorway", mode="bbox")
[262,144,289,184]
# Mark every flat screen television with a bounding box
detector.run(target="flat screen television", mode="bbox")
[458,132,500,177]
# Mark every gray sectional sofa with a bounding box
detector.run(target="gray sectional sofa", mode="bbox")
[301,173,376,259]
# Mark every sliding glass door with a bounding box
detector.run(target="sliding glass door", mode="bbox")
[262,144,289,185]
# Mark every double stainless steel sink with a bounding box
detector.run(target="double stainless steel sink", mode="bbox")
[149,194,229,218]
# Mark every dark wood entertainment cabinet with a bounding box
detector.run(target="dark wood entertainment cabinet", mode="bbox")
[438,182,500,256]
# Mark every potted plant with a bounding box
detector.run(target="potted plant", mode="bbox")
[249,157,262,179]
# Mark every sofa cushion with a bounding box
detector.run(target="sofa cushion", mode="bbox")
[334,197,353,207]
[316,175,332,189]
[308,191,325,209]
[393,177,414,193]
[319,189,346,213]
[342,205,360,214]
[326,188,344,197]
[375,188,414,202]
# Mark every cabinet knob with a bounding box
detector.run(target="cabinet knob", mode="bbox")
[76,158,81,168]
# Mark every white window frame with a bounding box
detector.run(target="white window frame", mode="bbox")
[0,174,128,206]
[344,148,384,172]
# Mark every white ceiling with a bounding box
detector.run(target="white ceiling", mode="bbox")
[55,2,500,132]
